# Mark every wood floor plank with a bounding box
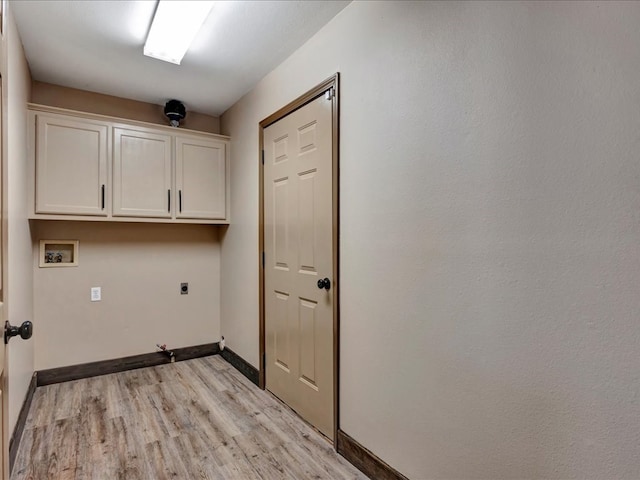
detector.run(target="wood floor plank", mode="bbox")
[103,415,147,480]
[145,437,193,480]
[12,356,368,480]
[174,432,227,480]
[27,384,58,429]
[232,430,294,480]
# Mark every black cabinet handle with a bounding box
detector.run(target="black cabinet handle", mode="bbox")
[317,278,331,290]
[101,184,105,209]
[168,189,171,212]
[179,190,182,213]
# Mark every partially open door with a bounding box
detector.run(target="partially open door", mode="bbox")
[0,72,7,480]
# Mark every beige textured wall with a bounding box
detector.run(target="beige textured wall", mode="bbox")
[32,221,221,369]
[221,1,640,478]
[3,4,34,435]
[31,81,220,134]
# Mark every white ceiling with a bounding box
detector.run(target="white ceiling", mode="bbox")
[12,0,350,116]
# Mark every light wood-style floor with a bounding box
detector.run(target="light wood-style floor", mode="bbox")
[12,355,368,480]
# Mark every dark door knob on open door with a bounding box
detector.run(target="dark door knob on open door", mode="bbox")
[5,320,33,344]
[317,278,331,290]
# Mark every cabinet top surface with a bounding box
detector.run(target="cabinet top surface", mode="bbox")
[28,103,230,141]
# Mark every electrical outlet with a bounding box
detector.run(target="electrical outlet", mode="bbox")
[91,287,101,302]
[180,282,188,295]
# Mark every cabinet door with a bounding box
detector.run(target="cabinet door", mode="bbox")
[113,127,172,218]
[175,136,226,220]
[36,114,108,215]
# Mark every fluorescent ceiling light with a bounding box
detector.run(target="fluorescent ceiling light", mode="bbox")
[144,1,215,65]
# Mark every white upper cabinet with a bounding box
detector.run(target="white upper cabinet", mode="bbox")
[175,136,227,220]
[35,113,108,216]
[28,105,230,224]
[113,127,172,218]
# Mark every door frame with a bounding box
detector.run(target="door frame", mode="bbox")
[258,73,340,442]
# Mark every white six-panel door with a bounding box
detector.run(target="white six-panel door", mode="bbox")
[264,93,334,439]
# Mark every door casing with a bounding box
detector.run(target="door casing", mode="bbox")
[0,72,8,480]
[258,73,340,443]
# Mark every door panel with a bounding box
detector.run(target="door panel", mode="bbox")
[274,291,291,372]
[175,137,226,220]
[264,93,334,439]
[113,128,172,218]
[298,170,318,273]
[299,298,318,389]
[273,178,289,268]
[35,114,108,215]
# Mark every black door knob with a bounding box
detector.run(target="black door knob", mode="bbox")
[317,278,331,290]
[5,320,33,344]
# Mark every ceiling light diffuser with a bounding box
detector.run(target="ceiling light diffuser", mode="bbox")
[144,0,215,65]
